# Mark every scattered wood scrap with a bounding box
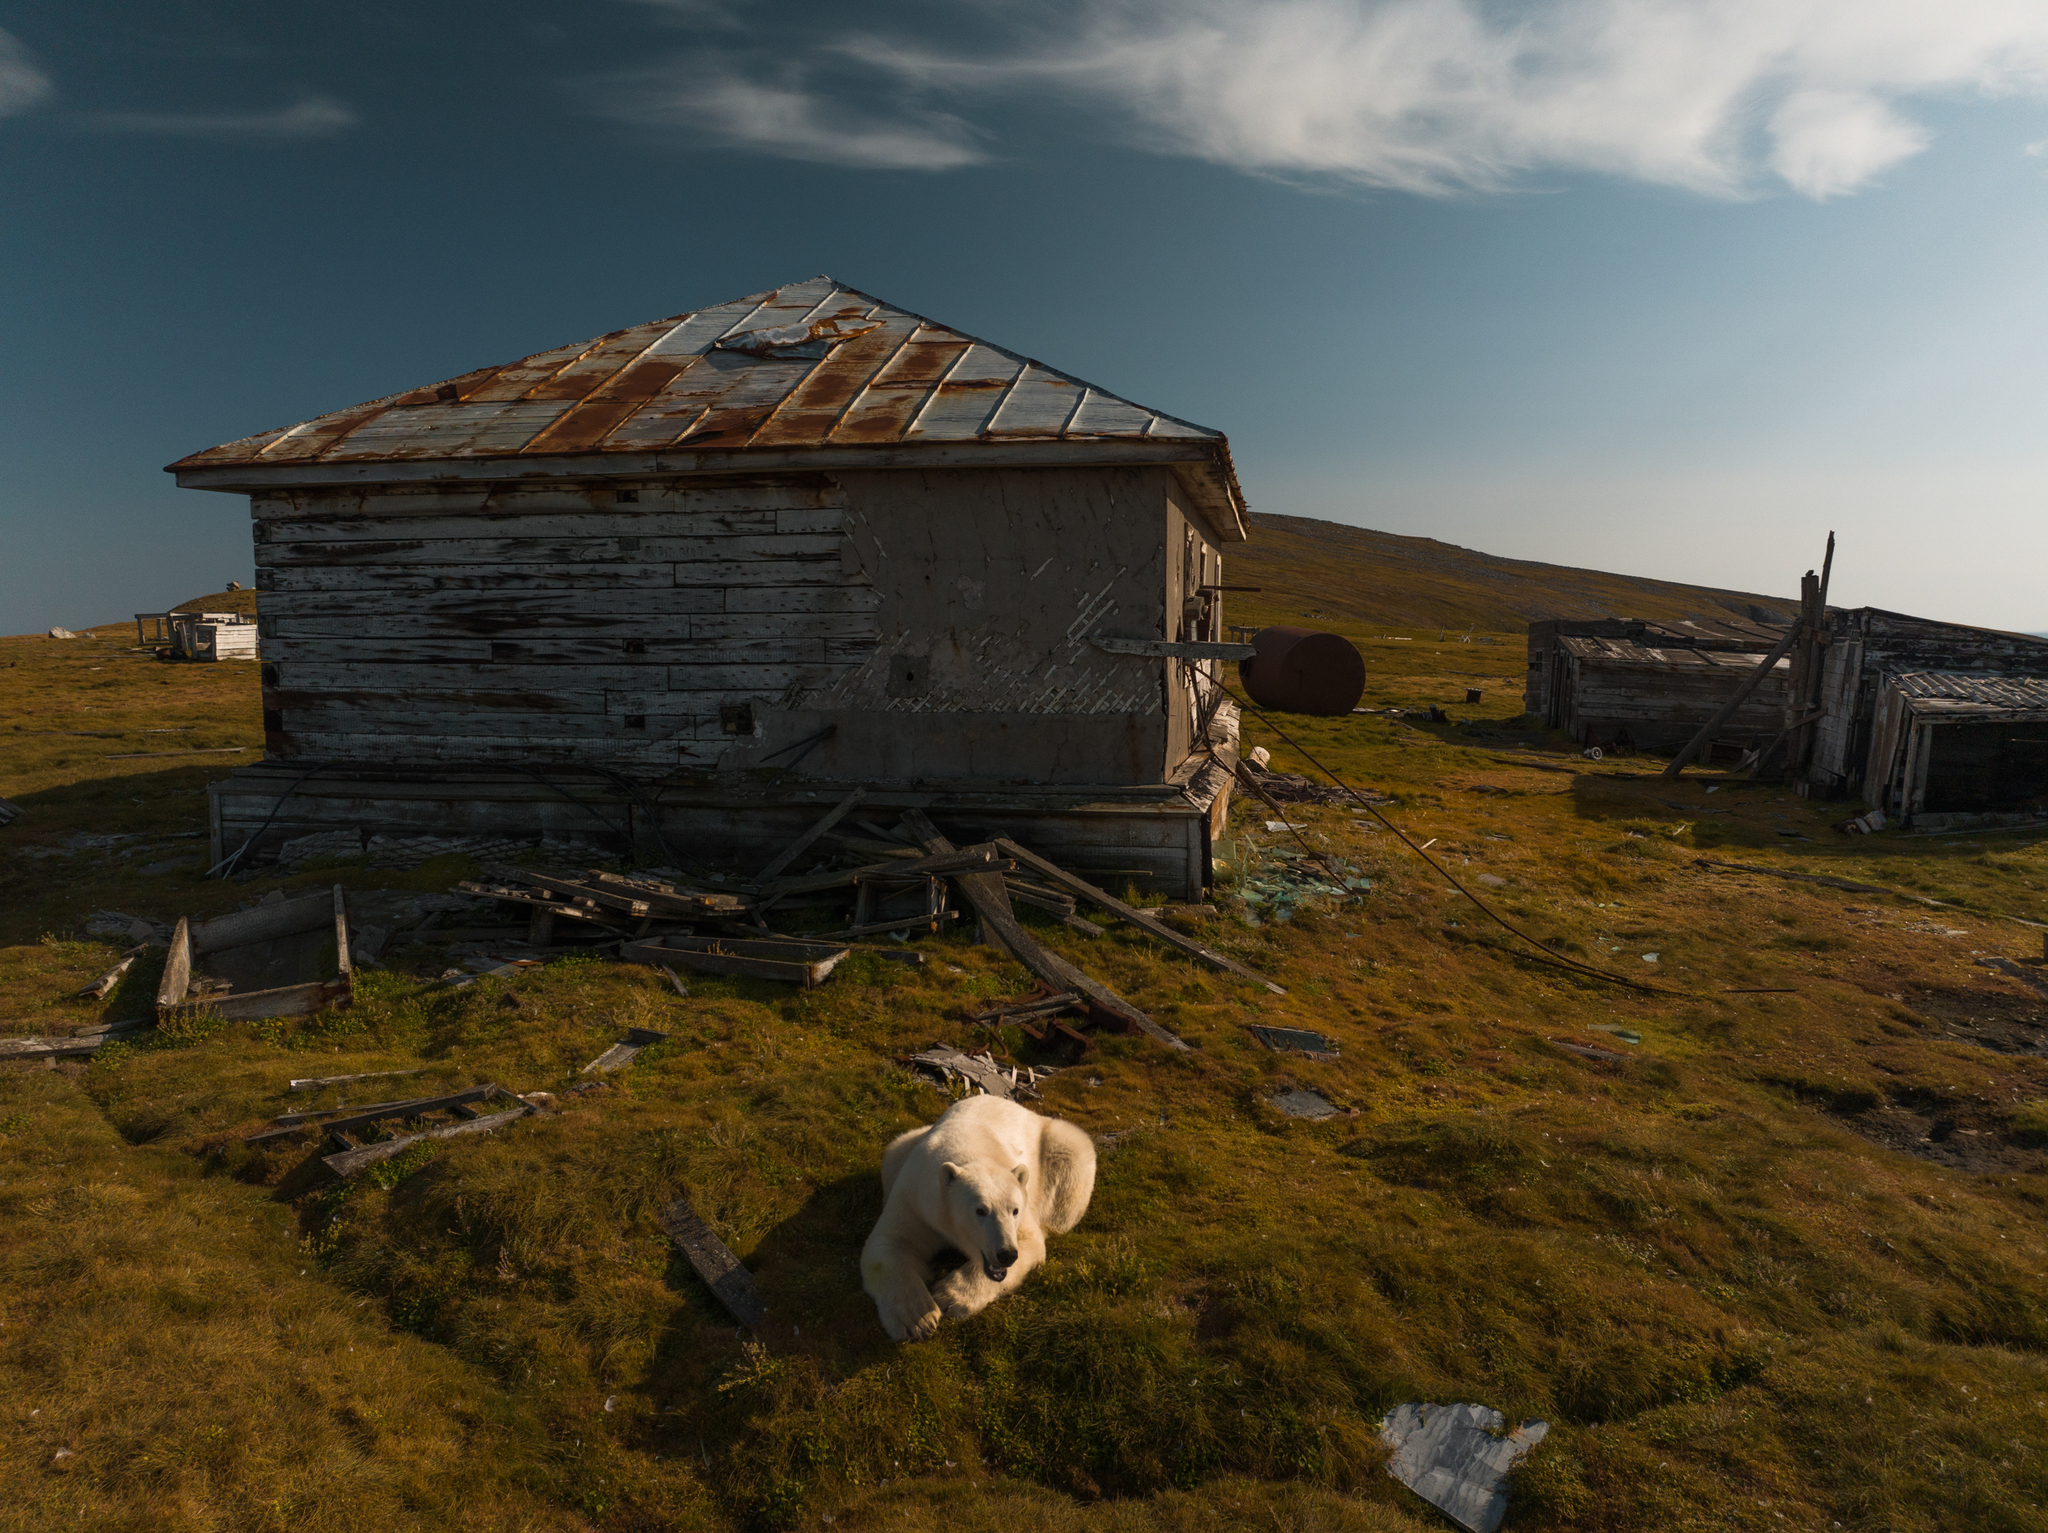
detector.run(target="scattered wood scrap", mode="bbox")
[582,1027,669,1075]
[996,838,1286,995]
[753,787,868,884]
[307,1085,537,1177]
[902,1045,1053,1102]
[901,811,1187,1051]
[622,933,851,988]
[658,1197,766,1328]
[74,945,144,999]
[969,990,1082,1025]
[158,886,355,1024]
[289,1067,428,1093]
[0,1017,151,1061]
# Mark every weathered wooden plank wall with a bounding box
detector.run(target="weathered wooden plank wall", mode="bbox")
[250,465,1193,787]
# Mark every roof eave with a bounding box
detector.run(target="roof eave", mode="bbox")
[168,439,1251,541]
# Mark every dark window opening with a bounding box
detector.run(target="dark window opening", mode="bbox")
[490,640,518,661]
[622,638,646,655]
[263,709,284,733]
[260,663,279,687]
[720,702,755,735]
[616,489,639,503]
[625,714,647,731]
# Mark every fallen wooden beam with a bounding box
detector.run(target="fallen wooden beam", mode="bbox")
[289,1067,428,1093]
[901,812,1187,1049]
[659,1197,765,1328]
[753,786,869,884]
[322,1105,532,1178]
[762,844,1010,896]
[995,838,1286,995]
[74,945,144,999]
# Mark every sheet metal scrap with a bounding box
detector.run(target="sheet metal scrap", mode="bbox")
[903,1045,1052,1102]
[1381,1402,1550,1533]
[1269,1088,1340,1120]
[1248,1025,1339,1060]
[582,1027,669,1075]
[659,1197,766,1328]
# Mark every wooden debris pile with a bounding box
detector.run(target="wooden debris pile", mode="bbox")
[244,1083,541,1176]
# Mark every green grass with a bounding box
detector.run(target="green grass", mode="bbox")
[4,603,2048,1532]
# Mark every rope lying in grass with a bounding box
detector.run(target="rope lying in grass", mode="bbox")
[1225,689,1688,998]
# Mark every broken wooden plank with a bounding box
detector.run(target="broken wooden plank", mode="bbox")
[902,811,1187,1050]
[970,990,1081,1024]
[658,964,689,998]
[478,864,652,916]
[157,917,192,1011]
[316,1085,516,1141]
[582,1027,670,1075]
[753,786,868,884]
[322,1104,533,1178]
[0,1033,115,1060]
[74,946,144,999]
[763,844,1010,896]
[622,933,851,987]
[658,1197,766,1328]
[290,1067,428,1092]
[995,838,1287,996]
[588,871,748,914]
[456,881,614,921]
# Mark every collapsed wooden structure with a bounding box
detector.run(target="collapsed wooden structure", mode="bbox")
[168,277,1252,900]
[1860,672,2048,829]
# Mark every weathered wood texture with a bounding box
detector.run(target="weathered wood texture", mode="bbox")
[1555,637,1792,753]
[1809,608,2048,797]
[250,468,1191,786]
[207,760,1211,900]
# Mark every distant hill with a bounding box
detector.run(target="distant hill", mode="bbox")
[1226,514,1797,634]
[173,588,258,618]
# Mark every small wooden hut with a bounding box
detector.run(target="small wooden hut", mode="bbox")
[1525,618,1793,756]
[1861,672,2048,828]
[168,277,1251,897]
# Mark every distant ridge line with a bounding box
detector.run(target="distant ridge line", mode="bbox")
[1229,513,1798,635]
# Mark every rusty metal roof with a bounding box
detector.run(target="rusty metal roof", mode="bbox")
[1889,670,2048,716]
[168,275,1247,537]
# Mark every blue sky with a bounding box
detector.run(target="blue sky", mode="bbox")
[5,1,2048,635]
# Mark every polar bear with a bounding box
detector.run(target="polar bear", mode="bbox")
[861,1094,1096,1342]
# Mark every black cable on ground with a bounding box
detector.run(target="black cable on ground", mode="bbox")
[1224,688,1688,998]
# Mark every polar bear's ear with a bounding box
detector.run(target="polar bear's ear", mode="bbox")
[1011,1163,1030,1187]
[941,1161,963,1183]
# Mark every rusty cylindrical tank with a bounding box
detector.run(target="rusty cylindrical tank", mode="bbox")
[1238,626,1366,715]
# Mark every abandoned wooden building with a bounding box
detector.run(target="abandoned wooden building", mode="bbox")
[1860,672,2048,828]
[1524,617,1794,757]
[1806,607,2048,800]
[168,277,1250,898]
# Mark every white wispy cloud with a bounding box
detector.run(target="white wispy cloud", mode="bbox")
[594,57,987,170]
[84,93,356,140]
[813,0,2048,199]
[0,28,55,118]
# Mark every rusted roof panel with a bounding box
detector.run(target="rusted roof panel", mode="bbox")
[1892,671,2048,710]
[169,276,1246,531]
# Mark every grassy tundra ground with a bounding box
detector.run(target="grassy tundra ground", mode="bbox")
[3,609,2046,1533]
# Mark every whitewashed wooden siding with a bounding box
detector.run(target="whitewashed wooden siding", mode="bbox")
[254,479,880,768]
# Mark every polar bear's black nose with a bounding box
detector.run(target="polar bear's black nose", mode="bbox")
[997,1246,1019,1267]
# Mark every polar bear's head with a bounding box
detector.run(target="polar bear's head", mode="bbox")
[941,1160,1027,1282]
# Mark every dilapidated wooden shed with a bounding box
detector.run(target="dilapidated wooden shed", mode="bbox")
[1861,672,2048,828]
[1525,618,1794,755]
[1807,608,2048,799]
[169,277,1251,897]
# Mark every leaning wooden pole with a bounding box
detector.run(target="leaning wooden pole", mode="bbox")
[1788,532,1837,789]
[1661,621,1803,778]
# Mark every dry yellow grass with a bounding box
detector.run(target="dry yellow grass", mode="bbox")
[4,601,2047,1533]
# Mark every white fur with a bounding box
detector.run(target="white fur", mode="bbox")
[861,1095,1096,1342]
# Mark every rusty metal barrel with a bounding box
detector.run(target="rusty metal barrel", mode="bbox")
[1238,626,1366,715]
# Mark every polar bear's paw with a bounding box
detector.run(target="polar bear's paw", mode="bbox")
[877,1291,943,1343]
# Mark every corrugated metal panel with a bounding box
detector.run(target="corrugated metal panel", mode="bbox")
[171,276,1229,466]
[1892,671,2048,708]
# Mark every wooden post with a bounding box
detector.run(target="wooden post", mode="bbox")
[1661,622,1803,778]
